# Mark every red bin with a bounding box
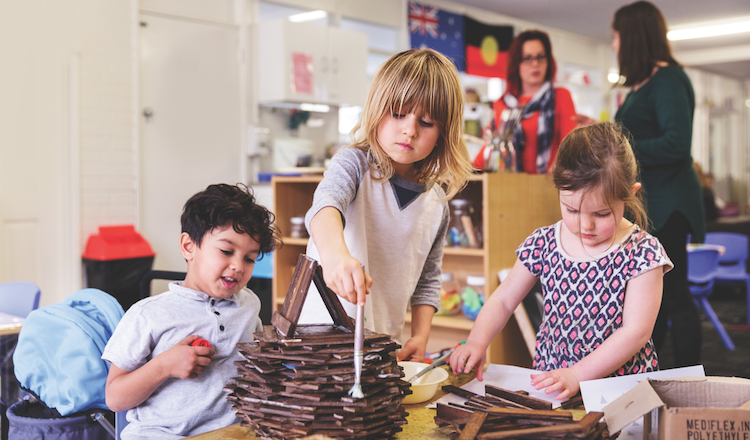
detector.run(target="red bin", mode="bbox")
[82,225,155,311]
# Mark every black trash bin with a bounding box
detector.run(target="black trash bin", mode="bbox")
[82,225,154,311]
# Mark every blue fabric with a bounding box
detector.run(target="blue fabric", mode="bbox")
[254,251,273,279]
[13,289,124,416]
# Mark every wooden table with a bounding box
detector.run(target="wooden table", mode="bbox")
[0,312,24,336]
[186,367,475,440]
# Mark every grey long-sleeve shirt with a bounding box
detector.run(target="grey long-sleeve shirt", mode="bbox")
[298,147,448,343]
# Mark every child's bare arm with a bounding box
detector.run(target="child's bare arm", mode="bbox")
[451,258,537,380]
[397,304,434,361]
[309,207,372,305]
[530,267,663,399]
[105,335,215,412]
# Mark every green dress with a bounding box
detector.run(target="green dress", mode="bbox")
[615,65,705,242]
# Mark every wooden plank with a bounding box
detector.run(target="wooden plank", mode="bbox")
[484,407,573,421]
[275,254,320,336]
[485,384,552,410]
[458,411,488,440]
[313,264,356,332]
[443,384,481,400]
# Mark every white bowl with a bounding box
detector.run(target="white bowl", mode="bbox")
[399,361,449,405]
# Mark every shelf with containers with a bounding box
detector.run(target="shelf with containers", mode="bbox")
[272,172,559,367]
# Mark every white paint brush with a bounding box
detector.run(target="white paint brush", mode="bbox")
[348,302,365,399]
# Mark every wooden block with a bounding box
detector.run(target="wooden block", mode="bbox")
[313,265,356,332]
[484,407,573,421]
[485,384,553,410]
[458,411,488,440]
[443,385,481,400]
[270,311,294,338]
[560,393,584,410]
[274,254,318,336]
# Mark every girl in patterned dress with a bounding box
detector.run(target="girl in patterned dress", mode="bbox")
[451,122,673,400]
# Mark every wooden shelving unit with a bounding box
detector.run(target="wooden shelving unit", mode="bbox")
[272,172,560,367]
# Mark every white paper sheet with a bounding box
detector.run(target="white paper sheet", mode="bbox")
[430,364,563,409]
[579,365,705,438]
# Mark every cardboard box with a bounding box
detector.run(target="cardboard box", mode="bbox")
[604,376,750,439]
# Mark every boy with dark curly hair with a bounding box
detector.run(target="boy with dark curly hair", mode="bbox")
[102,183,281,439]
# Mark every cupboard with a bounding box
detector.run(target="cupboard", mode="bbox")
[258,19,368,106]
[271,172,560,367]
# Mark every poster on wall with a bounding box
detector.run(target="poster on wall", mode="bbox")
[408,1,465,72]
[291,52,313,95]
[464,16,513,78]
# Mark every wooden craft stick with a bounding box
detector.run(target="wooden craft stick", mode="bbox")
[485,384,553,410]
[458,411,489,440]
[484,407,573,421]
[313,265,356,332]
[443,384,482,400]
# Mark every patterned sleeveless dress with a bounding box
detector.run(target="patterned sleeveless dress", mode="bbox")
[516,221,672,375]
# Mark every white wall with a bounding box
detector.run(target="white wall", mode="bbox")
[0,0,137,306]
[3,0,747,305]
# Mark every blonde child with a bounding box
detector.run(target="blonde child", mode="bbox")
[298,49,473,361]
[451,122,671,399]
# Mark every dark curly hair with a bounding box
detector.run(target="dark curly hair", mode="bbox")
[181,183,281,257]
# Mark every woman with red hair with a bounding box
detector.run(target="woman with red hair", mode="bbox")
[492,30,589,174]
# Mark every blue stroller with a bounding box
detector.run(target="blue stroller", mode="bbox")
[8,289,124,439]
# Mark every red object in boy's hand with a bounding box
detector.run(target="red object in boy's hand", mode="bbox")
[191,338,211,348]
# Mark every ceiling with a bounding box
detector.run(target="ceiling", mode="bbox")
[451,0,750,79]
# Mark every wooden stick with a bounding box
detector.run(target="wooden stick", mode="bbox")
[485,384,552,410]
[458,411,488,440]
[484,407,573,421]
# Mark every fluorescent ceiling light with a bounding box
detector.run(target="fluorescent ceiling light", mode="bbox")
[288,10,327,23]
[300,103,330,113]
[668,17,750,41]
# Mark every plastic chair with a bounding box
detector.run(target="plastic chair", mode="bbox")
[687,248,735,350]
[0,281,41,440]
[704,232,750,325]
[0,281,41,318]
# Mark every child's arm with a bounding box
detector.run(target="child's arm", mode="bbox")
[105,335,215,412]
[530,267,662,399]
[450,258,538,380]
[309,206,372,305]
[397,304,434,361]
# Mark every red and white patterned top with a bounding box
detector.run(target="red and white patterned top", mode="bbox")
[516,221,672,376]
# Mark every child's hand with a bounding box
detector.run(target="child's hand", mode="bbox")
[530,367,580,400]
[158,335,215,380]
[321,254,372,305]
[396,335,427,362]
[449,341,487,381]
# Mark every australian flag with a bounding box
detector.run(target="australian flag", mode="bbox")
[409,2,465,72]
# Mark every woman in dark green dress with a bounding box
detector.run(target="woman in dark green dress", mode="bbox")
[612,1,705,368]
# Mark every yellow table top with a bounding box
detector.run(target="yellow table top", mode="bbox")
[0,312,24,336]
[186,368,584,440]
[187,367,471,440]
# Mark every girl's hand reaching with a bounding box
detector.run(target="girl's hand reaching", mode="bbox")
[321,254,372,305]
[396,335,427,362]
[449,341,487,381]
[530,367,580,400]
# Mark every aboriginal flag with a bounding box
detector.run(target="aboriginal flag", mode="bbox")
[464,16,513,78]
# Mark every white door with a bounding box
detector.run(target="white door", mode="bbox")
[140,15,242,273]
[0,2,76,305]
